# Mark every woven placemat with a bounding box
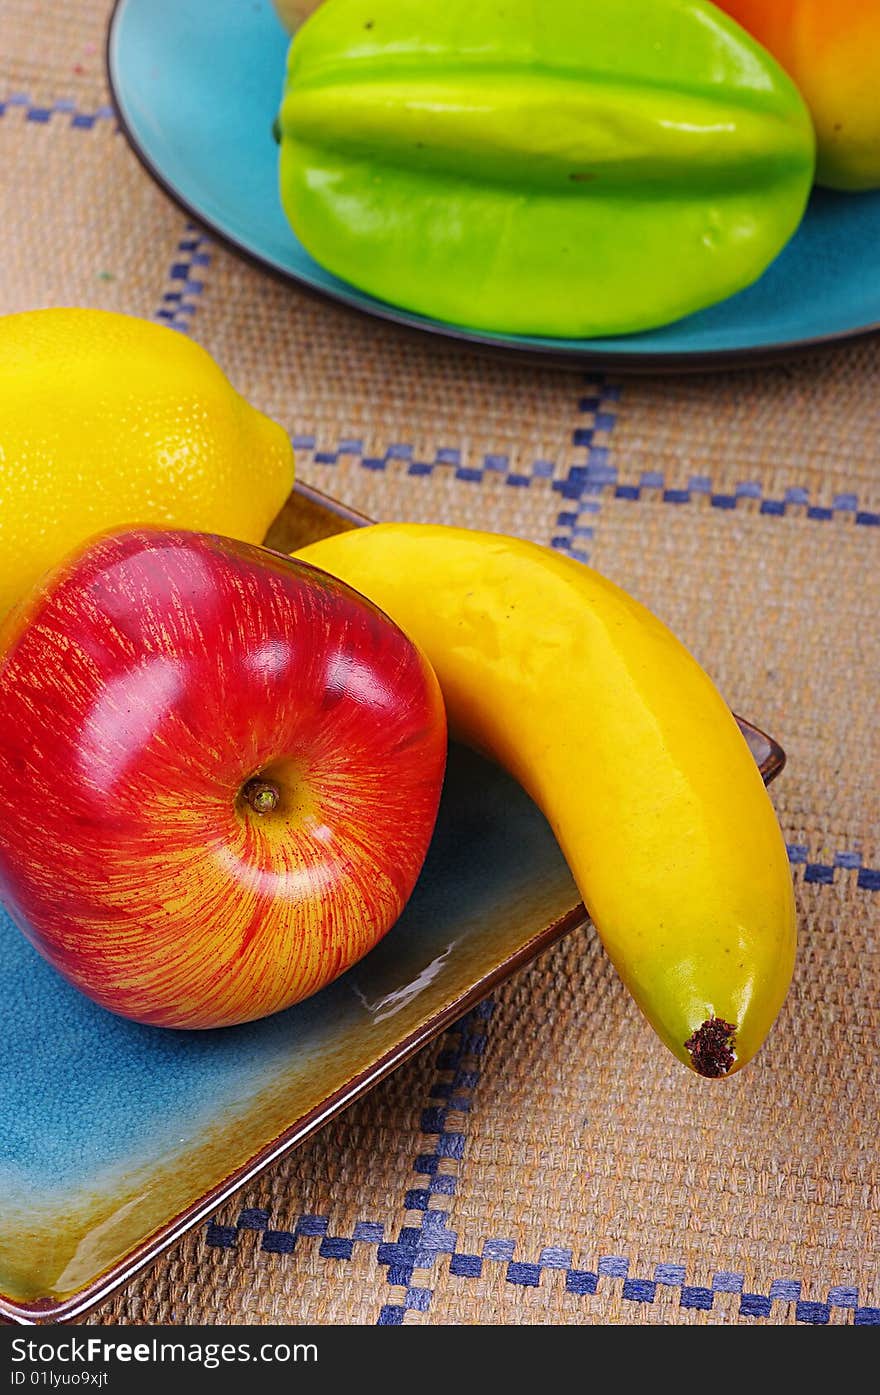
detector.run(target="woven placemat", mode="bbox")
[3,0,878,1327]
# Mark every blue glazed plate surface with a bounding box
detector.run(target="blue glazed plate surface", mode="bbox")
[0,483,783,1323]
[105,0,880,367]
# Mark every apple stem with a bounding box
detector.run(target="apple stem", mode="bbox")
[243,778,281,815]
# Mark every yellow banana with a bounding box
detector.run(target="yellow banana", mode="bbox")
[294,523,796,1078]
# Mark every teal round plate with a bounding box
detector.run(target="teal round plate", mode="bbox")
[107,0,880,370]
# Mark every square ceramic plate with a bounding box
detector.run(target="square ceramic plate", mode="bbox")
[0,482,785,1323]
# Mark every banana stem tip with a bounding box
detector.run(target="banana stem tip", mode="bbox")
[685,1017,737,1078]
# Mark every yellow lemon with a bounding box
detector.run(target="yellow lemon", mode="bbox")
[0,308,295,619]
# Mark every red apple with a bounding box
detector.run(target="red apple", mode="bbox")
[0,528,447,1029]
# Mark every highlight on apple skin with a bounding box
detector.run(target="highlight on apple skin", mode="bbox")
[0,528,448,1029]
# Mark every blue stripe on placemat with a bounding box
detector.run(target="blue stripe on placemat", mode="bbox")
[292,426,878,537]
[524,377,620,567]
[0,93,116,128]
[786,846,879,890]
[373,1003,495,1320]
[208,1209,877,1323]
[154,223,212,333]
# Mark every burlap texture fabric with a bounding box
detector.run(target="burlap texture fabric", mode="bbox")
[2,0,878,1327]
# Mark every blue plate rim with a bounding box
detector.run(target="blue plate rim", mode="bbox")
[103,0,880,376]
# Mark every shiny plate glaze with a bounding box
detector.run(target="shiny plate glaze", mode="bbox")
[106,0,880,368]
[0,482,785,1322]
